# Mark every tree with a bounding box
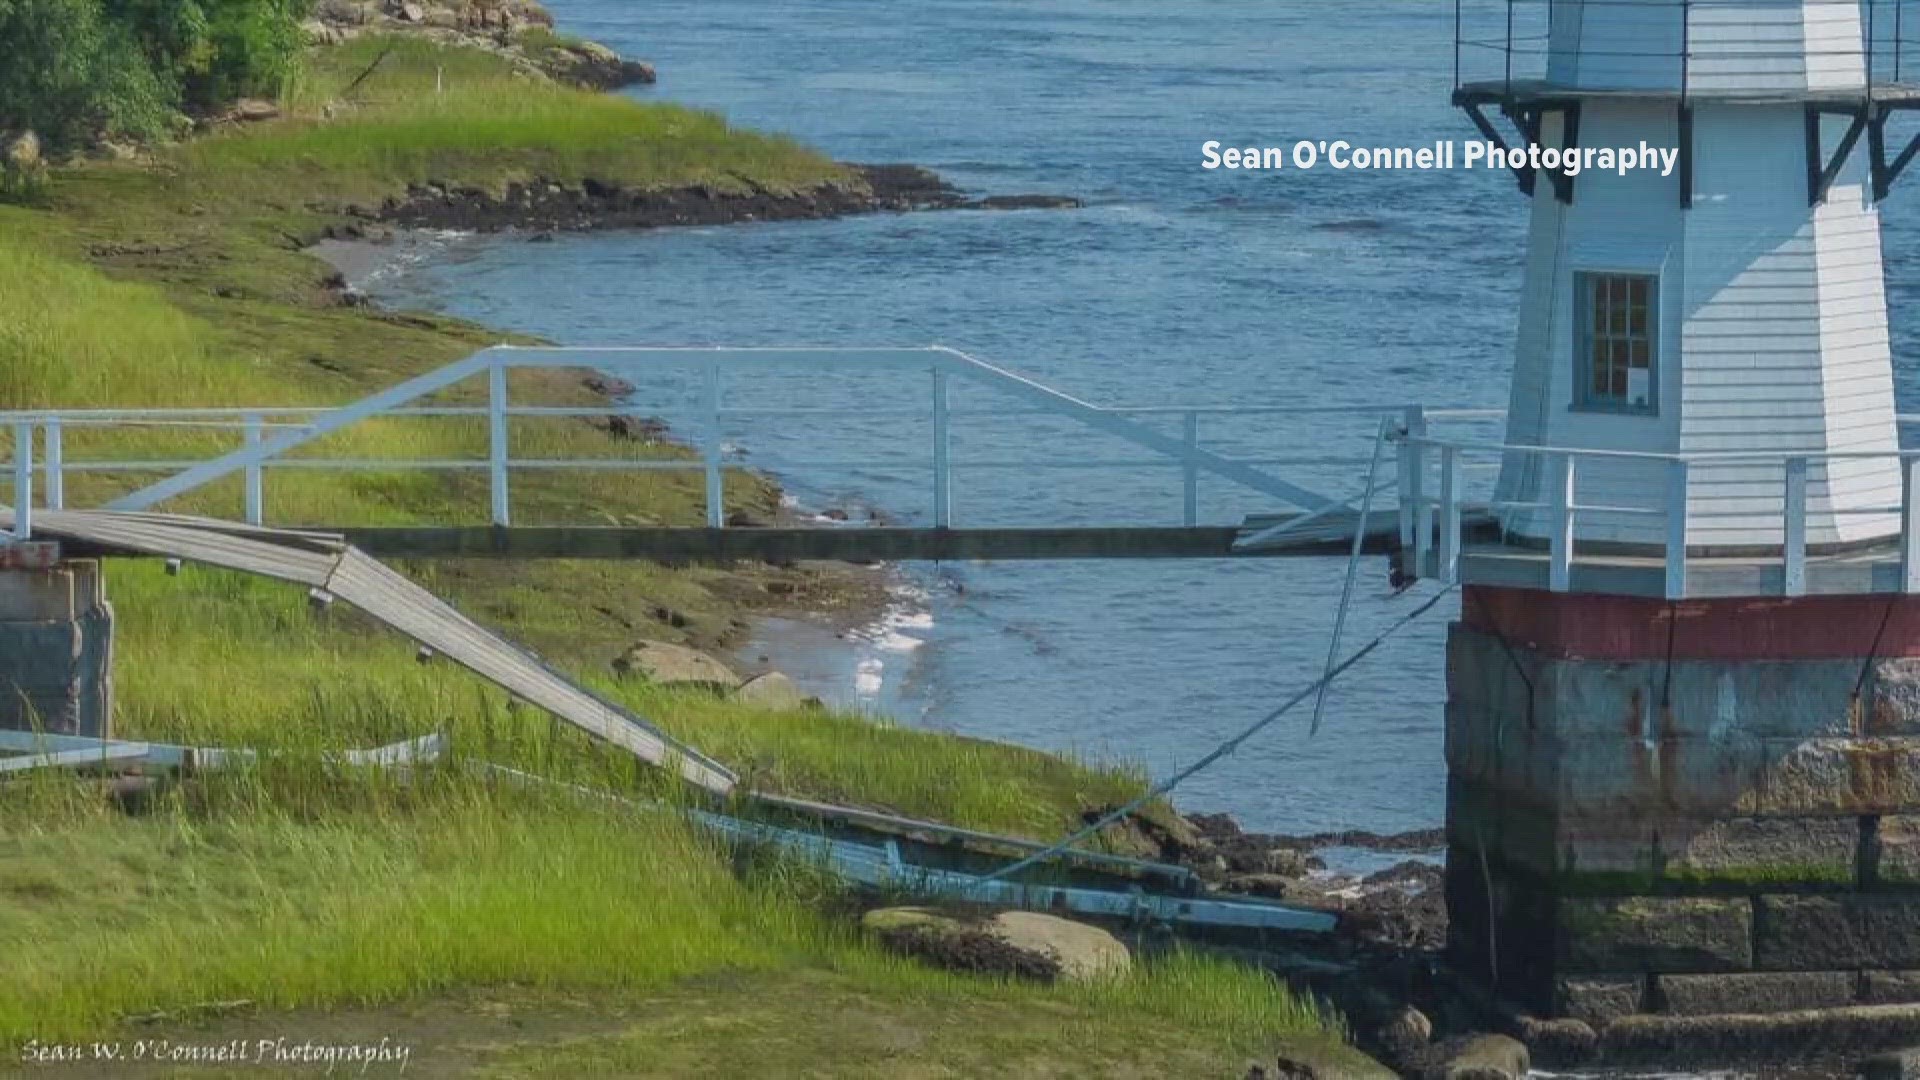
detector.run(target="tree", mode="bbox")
[0,0,171,149]
[104,0,309,112]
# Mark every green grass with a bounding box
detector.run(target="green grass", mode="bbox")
[0,771,1349,1075]
[0,31,1356,1074]
[196,36,853,205]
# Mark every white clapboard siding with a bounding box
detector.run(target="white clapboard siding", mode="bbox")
[1495,96,1903,549]
[1545,0,1864,96]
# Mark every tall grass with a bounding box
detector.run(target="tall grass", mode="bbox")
[0,32,1347,1068]
[0,765,1330,1057]
[184,35,852,202]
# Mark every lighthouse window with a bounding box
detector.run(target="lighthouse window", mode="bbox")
[1574,272,1657,415]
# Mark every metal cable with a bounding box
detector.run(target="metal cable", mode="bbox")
[969,582,1461,890]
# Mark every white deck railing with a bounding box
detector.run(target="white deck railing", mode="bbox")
[1400,425,1920,600]
[1,347,1479,544]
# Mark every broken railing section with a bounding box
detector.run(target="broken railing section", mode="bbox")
[0,730,447,774]
[476,760,1339,935]
[2,507,737,796]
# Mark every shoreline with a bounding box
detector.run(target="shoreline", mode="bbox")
[326,163,1081,238]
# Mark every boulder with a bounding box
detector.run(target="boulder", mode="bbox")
[1423,1035,1529,1080]
[734,671,809,710]
[862,907,1130,983]
[229,99,280,123]
[611,641,740,689]
[1376,1005,1432,1051]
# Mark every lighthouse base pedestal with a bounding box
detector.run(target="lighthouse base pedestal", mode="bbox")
[1446,586,1920,1023]
[0,558,114,738]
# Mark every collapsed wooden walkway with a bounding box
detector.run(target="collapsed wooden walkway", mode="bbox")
[0,507,1341,935]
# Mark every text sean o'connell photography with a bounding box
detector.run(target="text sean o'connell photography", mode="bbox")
[1201,139,1681,178]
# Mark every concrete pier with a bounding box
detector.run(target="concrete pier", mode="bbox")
[1447,584,1920,1022]
[0,551,114,737]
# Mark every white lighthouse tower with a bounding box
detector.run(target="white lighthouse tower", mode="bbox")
[1468,0,1906,550]
[1439,0,1920,1029]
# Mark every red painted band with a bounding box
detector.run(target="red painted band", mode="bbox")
[1461,585,1920,662]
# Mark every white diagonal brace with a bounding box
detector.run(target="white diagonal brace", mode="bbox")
[107,350,501,512]
[933,348,1336,511]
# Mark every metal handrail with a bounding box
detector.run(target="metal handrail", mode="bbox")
[1397,432,1920,600]
[2,347,1454,543]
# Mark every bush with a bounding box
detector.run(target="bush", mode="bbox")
[108,0,311,112]
[0,0,310,151]
[0,0,174,147]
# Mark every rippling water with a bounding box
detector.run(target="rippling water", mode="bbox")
[354,0,1920,850]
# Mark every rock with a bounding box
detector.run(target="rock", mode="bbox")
[1512,1015,1597,1057]
[862,907,1129,983]
[397,1,426,22]
[1557,976,1643,1026]
[967,193,1083,210]
[1562,896,1753,972]
[734,671,809,711]
[1424,1035,1528,1080]
[1656,971,1855,1016]
[649,605,690,629]
[1377,1005,1432,1050]
[5,130,41,170]
[1862,1048,1920,1080]
[1224,873,1295,899]
[229,99,280,123]
[610,641,740,689]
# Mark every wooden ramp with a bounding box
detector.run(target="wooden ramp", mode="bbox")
[2,509,737,796]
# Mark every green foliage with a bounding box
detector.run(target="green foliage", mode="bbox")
[0,0,173,147]
[0,0,310,150]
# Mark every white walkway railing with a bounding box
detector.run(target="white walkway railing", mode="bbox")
[1,347,1474,542]
[1401,426,1920,600]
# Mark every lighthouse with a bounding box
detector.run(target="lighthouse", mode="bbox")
[1434,0,1920,1025]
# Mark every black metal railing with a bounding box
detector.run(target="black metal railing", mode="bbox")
[1453,0,1920,100]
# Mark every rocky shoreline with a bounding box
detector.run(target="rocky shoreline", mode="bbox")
[324,163,1079,237]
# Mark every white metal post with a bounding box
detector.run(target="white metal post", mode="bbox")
[1665,458,1690,600]
[11,423,31,541]
[1411,439,1432,579]
[703,365,724,528]
[1398,406,1426,549]
[1904,456,1920,594]
[1438,445,1461,583]
[1181,411,1199,528]
[932,369,953,528]
[244,414,264,526]
[1783,456,1808,598]
[488,362,510,527]
[1549,452,1574,593]
[42,417,62,511]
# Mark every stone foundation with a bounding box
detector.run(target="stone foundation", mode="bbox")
[1447,585,1920,1019]
[0,559,113,737]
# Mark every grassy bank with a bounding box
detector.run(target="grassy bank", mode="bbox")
[0,31,1360,1076]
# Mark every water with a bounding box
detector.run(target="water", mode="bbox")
[353,0,1920,841]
